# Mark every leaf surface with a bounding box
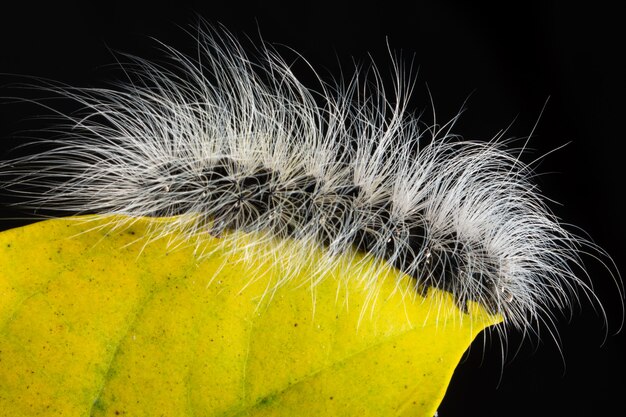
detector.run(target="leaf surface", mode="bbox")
[0,216,500,416]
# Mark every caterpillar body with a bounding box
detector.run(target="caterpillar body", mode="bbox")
[0,26,612,336]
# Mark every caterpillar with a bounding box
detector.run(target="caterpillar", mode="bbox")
[0,25,616,337]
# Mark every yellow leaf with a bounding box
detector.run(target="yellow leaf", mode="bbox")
[0,215,501,416]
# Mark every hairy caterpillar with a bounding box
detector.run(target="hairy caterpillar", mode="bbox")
[0,25,617,339]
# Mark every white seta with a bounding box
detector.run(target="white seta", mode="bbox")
[0,26,613,337]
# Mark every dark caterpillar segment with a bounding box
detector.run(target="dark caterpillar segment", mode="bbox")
[315,184,361,247]
[420,238,467,310]
[354,202,430,269]
[466,248,502,314]
[354,199,393,253]
[390,221,428,273]
[200,158,238,228]
[423,238,501,313]
[142,155,500,311]
[239,167,276,229]
[272,173,319,237]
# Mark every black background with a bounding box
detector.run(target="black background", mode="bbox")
[1,2,624,416]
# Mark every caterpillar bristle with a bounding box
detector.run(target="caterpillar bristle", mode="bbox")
[0,24,617,340]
